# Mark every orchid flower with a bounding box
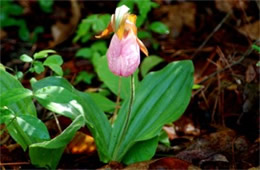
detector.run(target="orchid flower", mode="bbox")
[96,5,148,77]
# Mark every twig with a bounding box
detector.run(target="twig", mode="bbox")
[231,137,237,170]
[198,47,253,84]
[192,12,232,58]
[0,162,30,166]
[52,112,62,134]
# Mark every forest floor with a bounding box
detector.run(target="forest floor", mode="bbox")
[0,0,259,169]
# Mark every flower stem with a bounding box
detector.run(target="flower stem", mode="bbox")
[112,74,135,160]
[123,74,135,134]
[110,77,122,123]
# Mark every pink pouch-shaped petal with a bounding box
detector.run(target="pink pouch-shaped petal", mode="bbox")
[107,31,140,77]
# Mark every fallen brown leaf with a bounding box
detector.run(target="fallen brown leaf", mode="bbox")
[238,21,260,40]
[67,131,96,154]
[158,2,196,38]
[49,0,81,47]
[124,157,194,170]
[215,0,248,13]
[245,64,256,83]
[0,29,7,40]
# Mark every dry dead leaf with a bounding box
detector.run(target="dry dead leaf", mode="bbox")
[17,0,31,14]
[124,157,194,170]
[159,2,196,37]
[163,125,177,140]
[238,21,260,40]
[67,131,96,154]
[245,64,256,83]
[174,115,200,136]
[49,0,81,47]
[149,157,193,170]
[0,29,7,40]
[215,0,248,13]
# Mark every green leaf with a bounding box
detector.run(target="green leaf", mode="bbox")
[43,54,63,66]
[18,23,30,41]
[149,21,170,34]
[0,63,5,71]
[96,55,139,99]
[192,84,202,89]
[117,0,134,12]
[32,76,73,92]
[136,15,146,28]
[43,55,63,75]
[252,44,260,52]
[33,61,45,74]
[0,88,33,107]
[122,136,159,164]
[38,0,53,13]
[0,69,36,116]
[137,31,152,39]
[136,0,158,27]
[87,92,116,112]
[20,54,33,62]
[74,15,96,43]
[75,48,93,59]
[33,50,56,59]
[256,61,260,67]
[7,114,50,151]
[91,41,107,55]
[34,86,82,119]
[92,15,110,32]
[109,60,194,163]
[159,129,170,147]
[0,107,14,124]
[15,71,23,80]
[4,3,24,16]
[48,64,63,76]
[32,76,112,162]
[141,55,164,77]
[99,14,111,30]
[74,71,94,85]
[29,115,84,169]
[30,26,44,43]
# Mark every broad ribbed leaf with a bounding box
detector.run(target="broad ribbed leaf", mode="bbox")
[6,114,50,151]
[0,88,33,107]
[87,92,116,112]
[96,55,138,99]
[29,115,84,169]
[109,60,194,162]
[0,108,13,124]
[32,76,111,162]
[32,76,73,91]
[140,55,164,77]
[0,69,36,116]
[76,91,111,161]
[122,136,159,164]
[34,86,82,119]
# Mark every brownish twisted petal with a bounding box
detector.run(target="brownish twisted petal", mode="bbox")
[95,21,114,39]
[137,38,149,56]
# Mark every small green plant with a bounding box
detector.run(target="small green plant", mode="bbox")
[38,0,54,13]
[0,54,193,169]
[0,0,44,42]
[74,14,111,43]
[20,50,63,76]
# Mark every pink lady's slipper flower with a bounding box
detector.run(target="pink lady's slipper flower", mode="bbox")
[96,5,148,77]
